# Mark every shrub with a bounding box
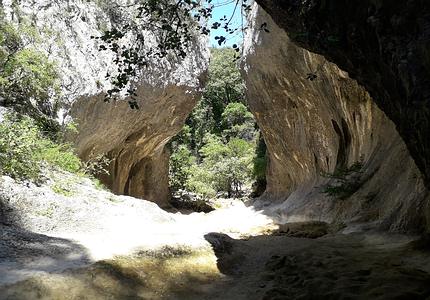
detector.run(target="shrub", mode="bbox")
[81,153,112,177]
[0,16,61,129]
[0,114,82,181]
[38,144,81,174]
[189,134,254,198]
[186,166,216,198]
[0,115,44,180]
[320,160,364,200]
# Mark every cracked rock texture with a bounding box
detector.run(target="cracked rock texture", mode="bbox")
[242,5,430,232]
[2,0,209,206]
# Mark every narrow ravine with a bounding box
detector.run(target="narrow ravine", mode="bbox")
[1,0,430,299]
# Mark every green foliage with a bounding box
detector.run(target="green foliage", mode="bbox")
[0,115,44,180]
[204,48,246,133]
[206,48,245,103]
[168,48,261,200]
[95,1,251,102]
[81,153,112,178]
[222,102,253,127]
[185,166,216,198]
[187,135,254,198]
[221,102,255,140]
[185,48,250,151]
[65,121,79,134]
[38,144,81,174]
[199,134,228,163]
[0,114,81,181]
[320,160,364,200]
[169,145,195,191]
[0,16,60,125]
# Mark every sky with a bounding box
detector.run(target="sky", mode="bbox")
[209,0,245,48]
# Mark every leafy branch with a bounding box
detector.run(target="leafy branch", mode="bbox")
[320,159,364,200]
[92,0,255,108]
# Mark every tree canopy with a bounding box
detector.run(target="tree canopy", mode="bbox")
[169,47,265,199]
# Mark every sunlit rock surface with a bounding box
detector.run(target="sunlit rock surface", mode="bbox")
[2,0,209,206]
[255,0,430,192]
[242,5,430,232]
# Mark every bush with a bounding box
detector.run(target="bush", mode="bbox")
[320,160,364,200]
[38,144,81,174]
[81,153,111,177]
[0,115,44,180]
[0,16,61,128]
[185,165,216,198]
[188,134,254,198]
[0,114,81,181]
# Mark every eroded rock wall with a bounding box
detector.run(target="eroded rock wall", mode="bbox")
[243,6,429,232]
[255,0,430,191]
[2,0,209,206]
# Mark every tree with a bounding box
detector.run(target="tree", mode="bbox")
[168,47,262,199]
[185,47,247,152]
[197,134,254,197]
[221,102,255,140]
[205,48,246,132]
[169,144,195,192]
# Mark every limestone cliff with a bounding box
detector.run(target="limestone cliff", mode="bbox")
[243,6,429,232]
[255,0,430,191]
[2,0,209,206]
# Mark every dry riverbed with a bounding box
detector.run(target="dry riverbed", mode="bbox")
[1,175,430,299]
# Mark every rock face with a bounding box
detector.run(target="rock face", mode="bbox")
[243,6,430,232]
[255,0,430,191]
[2,0,209,206]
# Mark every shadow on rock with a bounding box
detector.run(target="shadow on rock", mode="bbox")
[205,231,430,300]
[0,225,92,286]
[204,232,246,276]
[0,194,22,227]
[0,245,222,300]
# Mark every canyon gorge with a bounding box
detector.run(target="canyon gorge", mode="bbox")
[0,0,429,299]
